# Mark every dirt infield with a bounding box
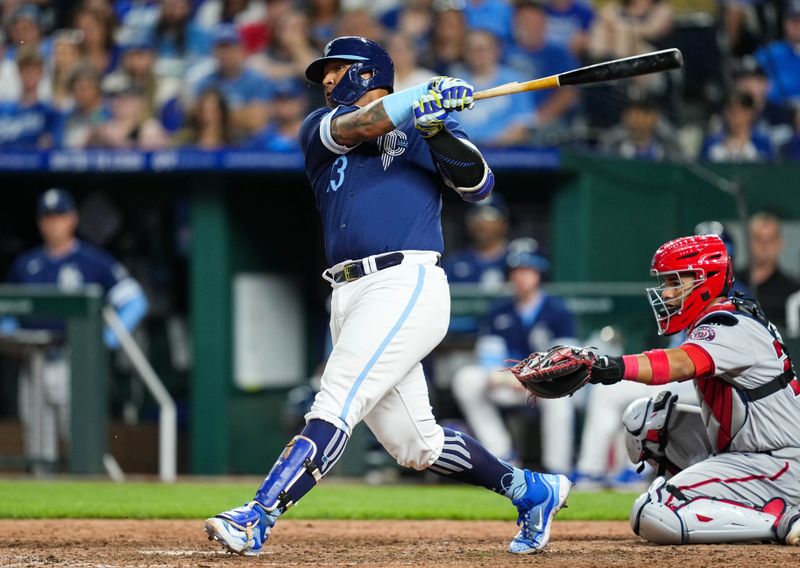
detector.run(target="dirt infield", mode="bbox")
[0,519,796,567]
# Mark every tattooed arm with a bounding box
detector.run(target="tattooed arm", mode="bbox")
[329,99,395,147]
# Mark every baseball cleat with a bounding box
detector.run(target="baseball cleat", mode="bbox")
[777,505,800,546]
[508,471,571,554]
[204,501,277,556]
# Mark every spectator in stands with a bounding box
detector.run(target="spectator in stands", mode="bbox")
[598,94,682,160]
[49,28,85,111]
[172,87,233,149]
[153,0,213,64]
[732,56,795,148]
[544,0,594,58]
[700,91,774,162]
[388,32,436,91]
[194,0,268,31]
[72,5,117,75]
[0,28,22,103]
[55,65,110,148]
[506,0,579,132]
[334,8,385,41]
[193,24,273,140]
[250,9,316,81]
[444,193,510,290]
[3,188,148,473]
[243,78,307,152]
[755,0,800,109]
[736,212,800,332]
[380,0,434,44]
[7,4,48,61]
[451,238,577,472]
[588,0,673,96]
[103,36,169,123]
[306,0,340,49]
[0,48,56,148]
[589,0,673,61]
[421,2,468,75]
[464,0,513,46]
[449,29,535,146]
[88,74,168,149]
[235,0,296,56]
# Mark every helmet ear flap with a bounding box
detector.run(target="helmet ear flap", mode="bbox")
[721,257,733,296]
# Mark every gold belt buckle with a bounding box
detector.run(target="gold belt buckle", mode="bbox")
[342,263,360,282]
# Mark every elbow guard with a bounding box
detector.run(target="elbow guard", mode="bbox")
[426,129,494,202]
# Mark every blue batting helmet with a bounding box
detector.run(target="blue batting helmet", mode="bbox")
[506,238,550,274]
[305,36,394,106]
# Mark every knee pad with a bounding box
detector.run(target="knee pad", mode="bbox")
[630,476,779,545]
[630,476,684,545]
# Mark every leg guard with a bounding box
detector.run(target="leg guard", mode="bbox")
[254,435,322,512]
[631,476,782,545]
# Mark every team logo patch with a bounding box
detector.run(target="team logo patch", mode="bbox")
[377,130,408,171]
[688,325,716,341]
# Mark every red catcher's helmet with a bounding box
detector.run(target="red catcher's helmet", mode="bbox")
[646,235,734,335]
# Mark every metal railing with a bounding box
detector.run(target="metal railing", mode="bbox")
[103,307,177,482]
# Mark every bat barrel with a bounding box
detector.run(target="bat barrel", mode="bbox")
[558,48,683,87]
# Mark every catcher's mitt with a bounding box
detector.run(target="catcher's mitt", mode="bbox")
[509,345,598,399]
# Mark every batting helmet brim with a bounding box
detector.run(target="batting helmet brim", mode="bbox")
[305,55,369,84]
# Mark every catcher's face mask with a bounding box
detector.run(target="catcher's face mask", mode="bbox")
[646,271,703,335]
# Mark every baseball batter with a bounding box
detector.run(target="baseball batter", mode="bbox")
[585,234,800,545]
[204,36,570,556]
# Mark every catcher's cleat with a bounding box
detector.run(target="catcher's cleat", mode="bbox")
[777,505,800,546]
[204,501,278,556]
[509,471,571,554]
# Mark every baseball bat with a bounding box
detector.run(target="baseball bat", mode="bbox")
[473,48,683,101]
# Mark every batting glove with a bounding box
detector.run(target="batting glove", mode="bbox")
[428,76,474,111]
[413,92,447,138]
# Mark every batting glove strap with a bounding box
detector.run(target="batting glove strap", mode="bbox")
[413,93,447,138]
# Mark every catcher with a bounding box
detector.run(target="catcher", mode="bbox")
[511,234,800,546]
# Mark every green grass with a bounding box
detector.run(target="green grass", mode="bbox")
[0,480,637,520]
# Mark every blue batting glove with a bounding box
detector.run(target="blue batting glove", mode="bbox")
[428,76,475,111]
[413,93,447,138]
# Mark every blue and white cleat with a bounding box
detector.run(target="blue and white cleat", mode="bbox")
[204,501,278,556]
[509,471,571,554]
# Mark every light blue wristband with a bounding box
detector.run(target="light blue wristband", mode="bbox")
[382,82,431,126]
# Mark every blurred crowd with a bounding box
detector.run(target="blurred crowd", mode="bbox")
[0,0,797,160]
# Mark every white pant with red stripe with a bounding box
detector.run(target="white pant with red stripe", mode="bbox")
[631,415,800,544]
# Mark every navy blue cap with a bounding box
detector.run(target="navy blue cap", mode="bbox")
[506,237,550,274]
[213,24,241,45]
[467,192,508,221]
[12,4,42,26]
[37,188,76,217]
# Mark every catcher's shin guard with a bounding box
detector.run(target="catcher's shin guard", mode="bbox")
[631,477,782,544]
[255,435,322,512]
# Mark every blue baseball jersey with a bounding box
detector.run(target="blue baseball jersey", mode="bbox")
[505,42,579,108]
[546,2,595,51]
[479,295,576,368]
[755,41,800,105]
[299,105,469,266]
[7,241,139,332]
[445,65,535,146]
[0,101,56,148]
[194,67,274,108]
[443,248,507,287]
